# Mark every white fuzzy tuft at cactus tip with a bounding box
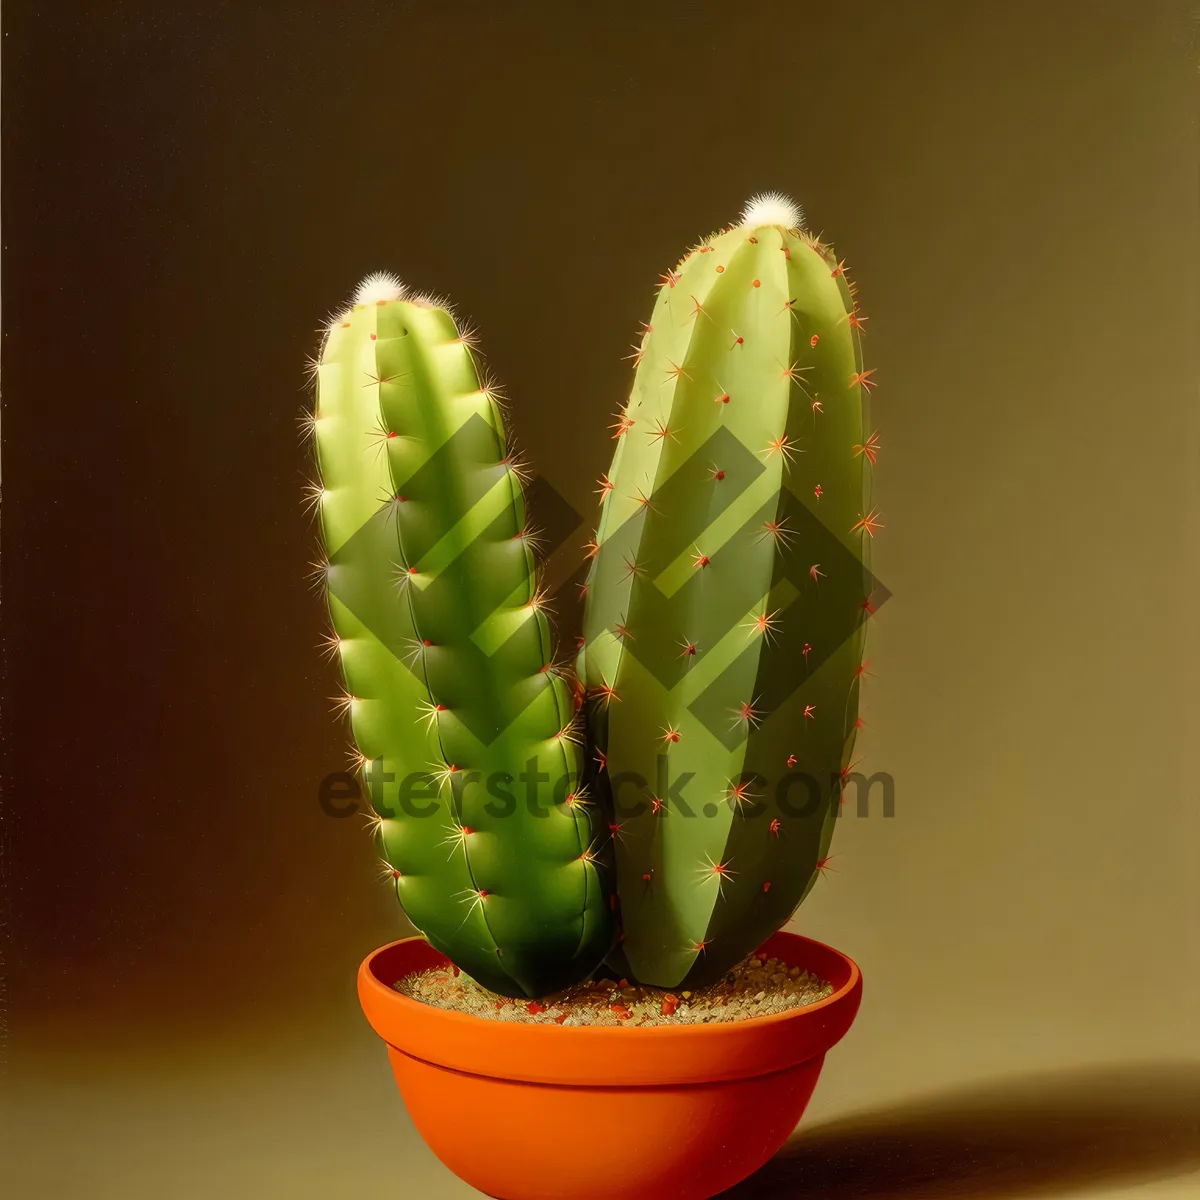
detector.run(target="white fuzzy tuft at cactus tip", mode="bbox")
[354,270,406,304]
[739,192,804,231]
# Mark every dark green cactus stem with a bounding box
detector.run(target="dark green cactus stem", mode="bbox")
[580,195,877,989]
[311,273,614,998]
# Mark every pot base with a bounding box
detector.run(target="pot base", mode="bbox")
[391,1047,825,1200]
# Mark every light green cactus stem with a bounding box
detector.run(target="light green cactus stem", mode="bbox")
[580,194,877,989]
[310,272,614,998]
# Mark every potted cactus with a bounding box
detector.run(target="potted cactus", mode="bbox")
[307,194,879,1200]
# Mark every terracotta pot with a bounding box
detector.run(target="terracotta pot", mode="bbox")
[357,930,862,1200]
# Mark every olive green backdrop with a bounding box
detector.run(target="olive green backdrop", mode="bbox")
[4,1,1198,1196]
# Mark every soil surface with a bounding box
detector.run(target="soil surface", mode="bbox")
[394,951,832,1026]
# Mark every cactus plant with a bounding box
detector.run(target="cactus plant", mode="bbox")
[308,272,614,998]
[579,194,878,989]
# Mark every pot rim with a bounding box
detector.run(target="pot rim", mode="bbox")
[357,930,863,1087]
[361,931,859,1037]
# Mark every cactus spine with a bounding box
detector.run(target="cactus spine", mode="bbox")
[311,273,613,998]
[581,195,876,988]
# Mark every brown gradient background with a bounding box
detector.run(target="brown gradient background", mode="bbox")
[4,1,1199,1196]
